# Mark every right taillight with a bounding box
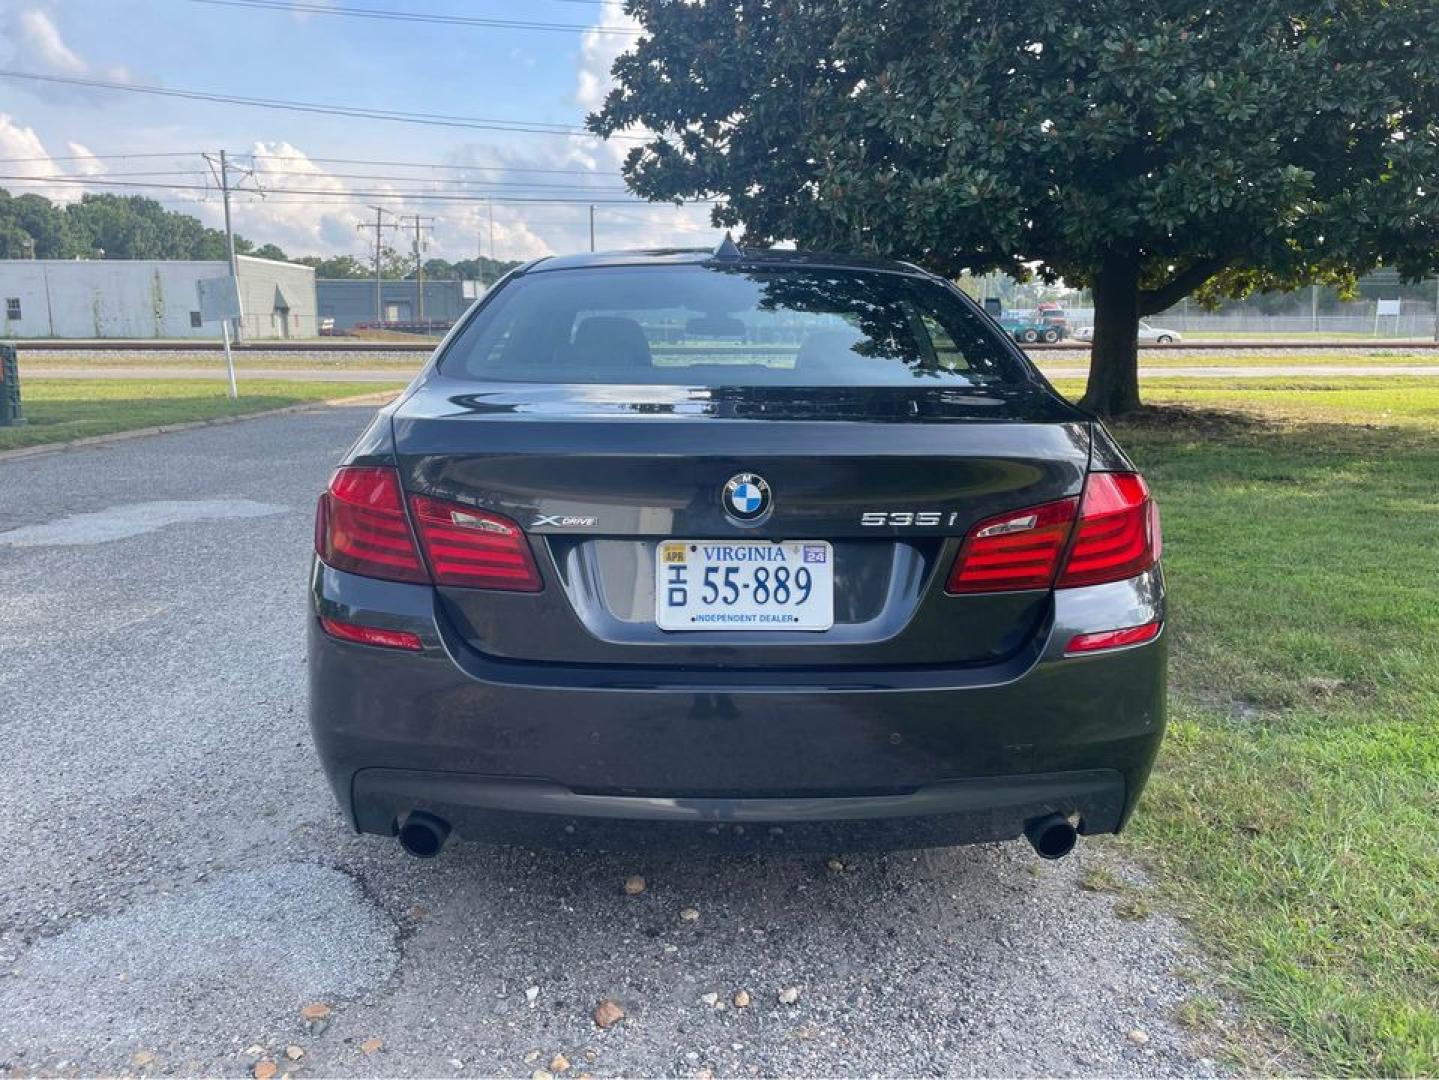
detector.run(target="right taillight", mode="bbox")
[946,471,1159,594]
[1055,472,1159,588]
[315,467,542,592]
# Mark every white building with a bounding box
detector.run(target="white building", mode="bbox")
[0,256,318,340]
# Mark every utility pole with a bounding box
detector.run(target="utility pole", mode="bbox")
[398,215,435,322]
[589,204,596,252]
[1311,283,1319,333]
[357,206,397,325]
[204,150,259,343]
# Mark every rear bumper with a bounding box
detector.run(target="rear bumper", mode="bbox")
[308,561,1167,851]
[351,768,1126,852]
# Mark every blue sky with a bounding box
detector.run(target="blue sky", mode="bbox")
[0,0,719,260]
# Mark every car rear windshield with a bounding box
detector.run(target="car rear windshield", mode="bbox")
[438,264,1030,387]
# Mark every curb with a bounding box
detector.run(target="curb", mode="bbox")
[0,390,399,464]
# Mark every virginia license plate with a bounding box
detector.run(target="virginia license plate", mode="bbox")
[655,540,834,631]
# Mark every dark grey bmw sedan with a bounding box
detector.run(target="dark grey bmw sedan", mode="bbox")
[308,243,1165,860]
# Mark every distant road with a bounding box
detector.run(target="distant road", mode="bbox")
[24,364,1439,381]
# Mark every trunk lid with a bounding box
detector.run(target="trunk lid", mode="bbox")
[392,377,1090,668]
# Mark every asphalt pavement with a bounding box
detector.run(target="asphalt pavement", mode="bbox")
[0,407,1227,1078]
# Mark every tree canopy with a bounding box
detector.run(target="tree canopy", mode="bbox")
[591,0,1439,414]
[0,191,233,261]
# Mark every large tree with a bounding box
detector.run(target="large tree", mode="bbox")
[590,0,1439,415]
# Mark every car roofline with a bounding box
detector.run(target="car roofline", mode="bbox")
[514,247,936,279]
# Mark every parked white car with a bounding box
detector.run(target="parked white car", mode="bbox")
[1072,321,1183,344]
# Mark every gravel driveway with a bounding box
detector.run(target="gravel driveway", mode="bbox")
[0,408,1223,1077]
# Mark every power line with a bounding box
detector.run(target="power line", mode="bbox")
[244,168,626,190]
[237,153,623,177]
[10,167,629,193]
[0,174,705,205]
[185,0,639,34]
[0,70,642,140]
[0,149,625,178]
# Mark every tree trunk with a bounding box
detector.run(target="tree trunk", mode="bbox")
[1079,257,1143,418]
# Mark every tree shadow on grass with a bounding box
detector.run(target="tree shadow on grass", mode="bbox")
[1110,401,1439,457]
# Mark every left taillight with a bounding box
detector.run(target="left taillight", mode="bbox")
[315,466,428,583]
[946,470,1160,594]
[945,498,1079,593]
[409,494,542,592]
[314,466,542,593]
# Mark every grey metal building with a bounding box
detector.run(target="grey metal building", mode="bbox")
[0,255,318,340]
[317,279,478,332]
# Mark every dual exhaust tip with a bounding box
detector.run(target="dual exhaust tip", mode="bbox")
[1024,813,1079,860]
[397,811,450,859]
[396,809,1079,861]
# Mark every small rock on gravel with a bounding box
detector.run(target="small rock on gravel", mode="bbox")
[252,1060,277,1080]
[679,907,700,922]
[733,989,751,1008]
[549,1053,570,1072]
[1128,1028,1151,1045]
[284,1045,304,1061]
[593,999,625,1028]
[777,986,800,1005]
[623,875,646,895]
[360,1037,383,1055]
[132,1050,156,1067]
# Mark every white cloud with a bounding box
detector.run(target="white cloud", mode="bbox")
[564,1,721,252]
[224,141,562,263]
[2,7,133,100]
[0,114,101,202]
[15,7,86,73]
[576,0,636,118]
[63,141,105,177]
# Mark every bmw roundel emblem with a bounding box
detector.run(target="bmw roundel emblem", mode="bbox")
[723,472,772,523]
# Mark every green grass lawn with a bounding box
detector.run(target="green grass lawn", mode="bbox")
[18,352,424,371]
[1051,376,1439,1075]
[0,378,405,452]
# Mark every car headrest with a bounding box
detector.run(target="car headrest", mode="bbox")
[796,328,864,370]
[571,316,652,370]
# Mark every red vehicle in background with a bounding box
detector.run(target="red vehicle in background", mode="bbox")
[1036,302,1069,333]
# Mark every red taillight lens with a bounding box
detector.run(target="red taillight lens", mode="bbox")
[320,616,424,651]
[945,471,1159,594]
[409,495,542,592]
[316,466,428,584]
[1056,472,1158,588]
[1065,620,1162,655]
[946,498,1079,593]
